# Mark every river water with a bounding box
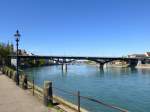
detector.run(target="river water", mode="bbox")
[23,65,150,112]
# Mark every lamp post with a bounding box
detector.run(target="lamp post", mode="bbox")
[14,30,21,85]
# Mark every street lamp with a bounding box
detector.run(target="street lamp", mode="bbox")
[14,30,21,85]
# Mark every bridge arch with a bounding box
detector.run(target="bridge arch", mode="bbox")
[86,58,138,69]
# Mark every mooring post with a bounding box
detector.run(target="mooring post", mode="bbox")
[44,81,53,106]
[77,91,80,112]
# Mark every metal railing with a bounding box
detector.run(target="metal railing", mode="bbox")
[52,86,129,112]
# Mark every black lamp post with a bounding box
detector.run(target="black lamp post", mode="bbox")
[14,30,21,85]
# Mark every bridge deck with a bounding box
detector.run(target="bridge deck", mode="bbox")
[10,55,144,60]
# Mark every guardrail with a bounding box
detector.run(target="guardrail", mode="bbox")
[52,86,128,112]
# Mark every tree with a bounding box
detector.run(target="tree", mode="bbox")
[39,59,46,66]
[0,42,14,66]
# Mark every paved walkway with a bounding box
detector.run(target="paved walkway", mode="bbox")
[0,72,52,112]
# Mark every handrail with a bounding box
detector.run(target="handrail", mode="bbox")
[53,86,129,112]
[80,95,128,112]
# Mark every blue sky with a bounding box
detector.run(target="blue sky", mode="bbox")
[0,0,150,56]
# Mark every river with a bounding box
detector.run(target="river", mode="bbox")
[23,65,150,112]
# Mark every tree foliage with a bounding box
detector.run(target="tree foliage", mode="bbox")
[0,42,14,65]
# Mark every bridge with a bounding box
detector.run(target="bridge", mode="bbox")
[10,55,150,71]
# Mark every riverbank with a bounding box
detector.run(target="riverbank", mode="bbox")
[106,64,129,68]
[88,63,150,69]
[20,63,58,69]
[85,63,129,68]
[136,64,150,68]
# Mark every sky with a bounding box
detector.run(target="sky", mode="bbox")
[0,0,150,56]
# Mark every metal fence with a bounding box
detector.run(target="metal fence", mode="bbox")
[52,86,129,112]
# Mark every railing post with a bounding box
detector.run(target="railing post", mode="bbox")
[13,71,17,81]
[10,71,13,79]
[44,81,53,106]
[2,67,4,74]
[6,69,9,76]
[77,91,80,112]
[32,78,34,96]
[22,75,28,90]
[14,72,17,82]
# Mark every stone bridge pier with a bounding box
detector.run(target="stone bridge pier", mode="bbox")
[59,59,75,72]
[91,58,139,70]
[51,58,67,72]
[98,63,105,70]
[90,59,113,71]
[61,63,67,72]
[127,60,138,68]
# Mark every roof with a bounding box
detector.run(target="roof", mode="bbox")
[128,54,146,58]
[145,52,150,56]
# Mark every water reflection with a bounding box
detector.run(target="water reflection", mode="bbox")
[61,69,68,76]
[99,68,104,75]
[130,68,138,74]
[137,68,150,75]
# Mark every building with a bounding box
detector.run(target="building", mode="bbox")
[128,54,146,58]
[145,52,150,57]
[18,49,29,56]
[128,52,150,58]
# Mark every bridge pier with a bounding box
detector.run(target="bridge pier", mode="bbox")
[99,63,104,70]
[137,60,142,65]
[61,63,67,72]
[128,60,138,68]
